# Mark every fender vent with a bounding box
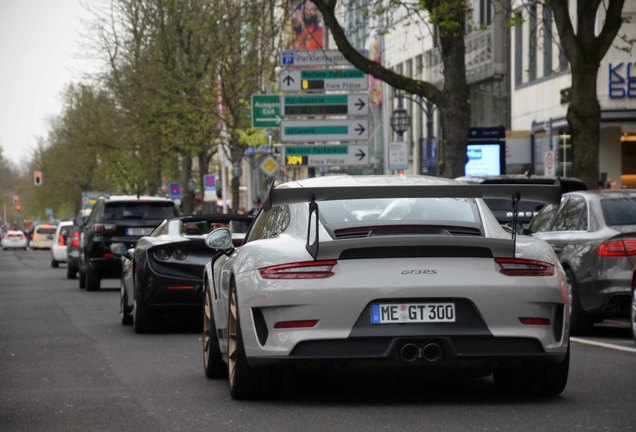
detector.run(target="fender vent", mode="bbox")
[251,308,269,346]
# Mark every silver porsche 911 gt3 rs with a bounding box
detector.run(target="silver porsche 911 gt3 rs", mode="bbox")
[202,175,570,399]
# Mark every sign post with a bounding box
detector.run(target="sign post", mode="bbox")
[203,175,216,202]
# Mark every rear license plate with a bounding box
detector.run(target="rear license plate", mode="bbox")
[371,303,456,324]
[126,228,153,236]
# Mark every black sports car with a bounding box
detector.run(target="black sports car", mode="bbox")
[111,214,253,333]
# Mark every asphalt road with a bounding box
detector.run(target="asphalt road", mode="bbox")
[1,249,635,432]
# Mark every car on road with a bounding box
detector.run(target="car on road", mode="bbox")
[50,221,73,268]
[202,175,570,399]
[528,190,636,335]
[32,224,58,250]
[2,230,28,250]
[79,195,179,291]
[66,209,91,279]
[111,214,253,333]
[456,175,587,233]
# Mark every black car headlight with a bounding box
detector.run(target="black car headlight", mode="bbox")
[154,247,171,261]
[172,246,188,260]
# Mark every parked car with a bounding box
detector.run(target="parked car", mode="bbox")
[111,214,253,333]
[527,190,636,335]
[66,209,91,279]
[2,230,28,250]
[32,224,58,250]
[79,195,179,291]
[202,175,570,399]
[50,221,73,267]
[456,175,587,233]
[631,285,636,344]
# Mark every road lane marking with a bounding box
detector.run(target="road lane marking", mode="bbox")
[571,337,636,353]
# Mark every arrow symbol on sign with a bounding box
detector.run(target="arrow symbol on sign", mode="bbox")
[354,98,366,110]
[356,149,366,160]
[283,75,295,86]
[355,124,366,136]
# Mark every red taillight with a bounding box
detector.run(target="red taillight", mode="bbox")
[33,234,38,241]
[92,224,117,234]
[72,239,79,248]
[274,320,318,329]
[102,252,115,259]
[58,235,65,246]
[495,258,554,276]
[167,285,194,290]
[259,260,337,279]
[598,239,636,257]
[519,317,551,326]
[2,236,6,241]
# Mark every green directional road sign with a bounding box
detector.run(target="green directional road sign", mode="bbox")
[283,144,369,167]
[282,94,369,116]
[279,69,368,92]
[251,94,281,128]
[280,119,369,142]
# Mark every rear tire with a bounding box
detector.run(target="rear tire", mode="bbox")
[203,283,226,379]
[51,259,59,268]
[133,302,155,334]
[630,287,636,344]
[566,269,593,336]
[228,281,268,399]
[67,265,77,279]
[494,342,570,397]
[120,285,133,326]
[79,269,86,289]
[85,266,101,291]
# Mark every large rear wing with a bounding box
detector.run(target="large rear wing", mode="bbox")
[262,179,562,211]
[261,179,563,260]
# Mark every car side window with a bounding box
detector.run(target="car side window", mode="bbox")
[529,203,559,233]
[553,196,587,231]
[87,202,102,225]
[245,205,290,243]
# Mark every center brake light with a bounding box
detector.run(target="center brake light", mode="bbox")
[598,239,636,257]
[495,258,554,276]
[259,260,337,279]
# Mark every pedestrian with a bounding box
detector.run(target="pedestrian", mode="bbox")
[247,198,262,216]
[598,181,605,190]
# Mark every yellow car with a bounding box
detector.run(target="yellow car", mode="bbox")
[32,225,58,250]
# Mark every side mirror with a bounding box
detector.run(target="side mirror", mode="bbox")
[205,228,234,254]
[110,243,131,259]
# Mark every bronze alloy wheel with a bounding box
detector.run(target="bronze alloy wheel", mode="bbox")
[228,288,238,386]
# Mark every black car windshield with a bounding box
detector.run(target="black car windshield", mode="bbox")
[103,202,177,220]
[320,198,479,224]
[601,198,636,226]
[181,219,251,236]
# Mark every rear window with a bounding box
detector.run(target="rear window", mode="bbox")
[319,198,480,224]
[9,233,23,237]
[181,219,251,236]
[103,202,178,220]
[36,227,57,234]
[601,198,636,226]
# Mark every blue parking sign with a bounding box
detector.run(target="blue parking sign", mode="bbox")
[169,182,181,200]
[281,51,295,66]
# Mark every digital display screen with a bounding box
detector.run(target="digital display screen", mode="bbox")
[465,144,502,176]
[286,155,308,166]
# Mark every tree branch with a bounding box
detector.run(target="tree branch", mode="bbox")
[595,0,626,61]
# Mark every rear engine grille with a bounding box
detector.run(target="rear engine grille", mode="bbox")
[334,225,482,239]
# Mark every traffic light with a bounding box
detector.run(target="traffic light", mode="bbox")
[13,195,18,204]
[15,205,21,211]
[34,171,42,186]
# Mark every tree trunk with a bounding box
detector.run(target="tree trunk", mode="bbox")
[181,153,193,215]
[430,0,471,179]
[567,64,601,189]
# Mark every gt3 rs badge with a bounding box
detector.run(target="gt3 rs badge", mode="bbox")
[402,270,437,274]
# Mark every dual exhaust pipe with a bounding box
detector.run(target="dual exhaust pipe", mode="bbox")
[399,343,442,363]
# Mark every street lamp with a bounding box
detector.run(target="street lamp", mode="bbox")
[390,103,411,138]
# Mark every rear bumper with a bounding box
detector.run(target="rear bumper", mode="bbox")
[89,258,122,279]
[137,271,203,308]
[580,278,631,317]
[247,336,567,368]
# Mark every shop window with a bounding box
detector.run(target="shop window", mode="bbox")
[558,133,572,177]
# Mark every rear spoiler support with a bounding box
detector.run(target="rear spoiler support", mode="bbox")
[306,196,319,259]
[511,192,520,258]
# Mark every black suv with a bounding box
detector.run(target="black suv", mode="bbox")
[79,195,179,291]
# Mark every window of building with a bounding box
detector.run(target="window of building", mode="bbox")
[543,6,553,76]
[479,0,493,26]
[528,4,537,81]
[514,10,523,85]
